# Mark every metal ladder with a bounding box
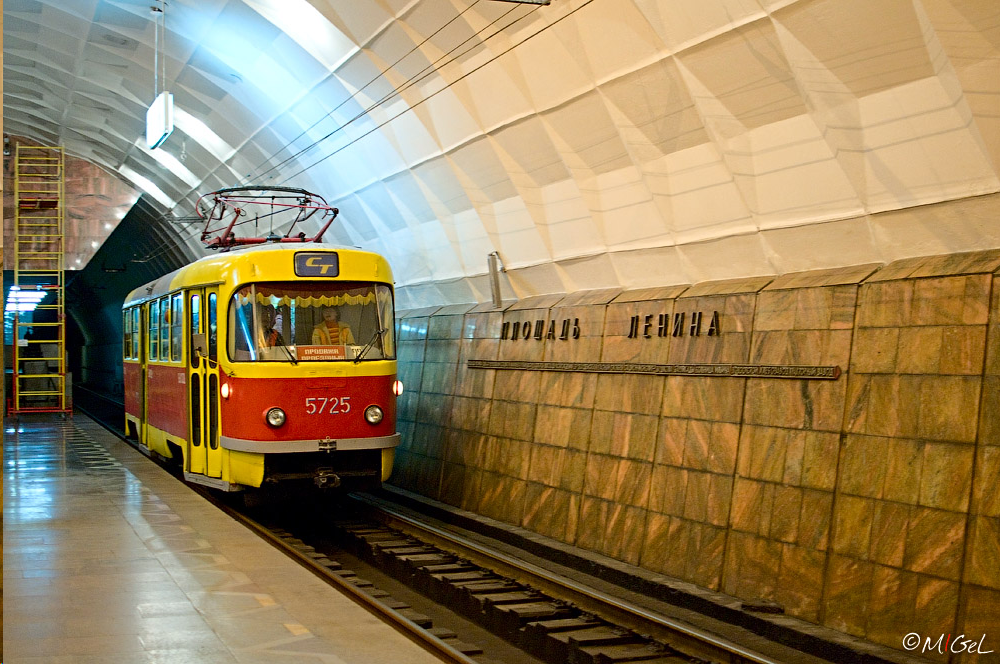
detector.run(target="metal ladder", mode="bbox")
[11,144,71,415]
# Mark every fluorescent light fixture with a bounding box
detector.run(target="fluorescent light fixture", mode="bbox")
[118,165,177,208]
[146,91,174,149]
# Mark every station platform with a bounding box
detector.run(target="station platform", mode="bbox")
[3,412,444,664]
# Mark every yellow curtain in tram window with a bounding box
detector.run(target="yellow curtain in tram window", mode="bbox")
[238,291,376,307]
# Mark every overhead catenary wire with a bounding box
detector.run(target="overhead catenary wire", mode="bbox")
[277,0,588,184]
[240,0,490,184]
[245,0,532,185]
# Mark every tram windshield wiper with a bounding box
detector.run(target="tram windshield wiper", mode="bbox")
[354,327,387,363]
[277,340,297,365]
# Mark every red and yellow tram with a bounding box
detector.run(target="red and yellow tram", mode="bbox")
[123,190,400,493]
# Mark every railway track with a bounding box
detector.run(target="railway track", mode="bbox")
[238,492,785,664]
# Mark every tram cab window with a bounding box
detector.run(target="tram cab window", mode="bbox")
[227,281,395,362]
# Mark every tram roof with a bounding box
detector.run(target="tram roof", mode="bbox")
[123,243,390,308]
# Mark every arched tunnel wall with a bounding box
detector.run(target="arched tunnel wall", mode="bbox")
[391,249,1000,652]
[65,195,196,399]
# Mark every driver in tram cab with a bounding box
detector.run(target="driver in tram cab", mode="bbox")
[258,303,284,347]
[312,306,354,345]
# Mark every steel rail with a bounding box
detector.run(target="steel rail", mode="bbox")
[207,501,482,664]
[359,496,784,664]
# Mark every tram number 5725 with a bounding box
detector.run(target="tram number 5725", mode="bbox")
[305,396,351,415]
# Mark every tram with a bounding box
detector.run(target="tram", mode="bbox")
[122,187,400,492]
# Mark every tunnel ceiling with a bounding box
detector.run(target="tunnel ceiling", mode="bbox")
[4,0,1000,308]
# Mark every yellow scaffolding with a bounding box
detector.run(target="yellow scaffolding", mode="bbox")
[11,144,71,414]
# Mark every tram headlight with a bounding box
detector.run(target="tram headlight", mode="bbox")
[221,383,231,399]
[364,405,384,425]
[265,407,286,428]
[392,380,404,396]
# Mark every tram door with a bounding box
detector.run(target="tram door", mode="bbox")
[188,291,206,474]
[189,287,222,478]
[138,306,148,447]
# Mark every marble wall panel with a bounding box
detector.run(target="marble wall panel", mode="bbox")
[828,265,994,651]
[477,471,527,524]
[392,449,443,498]
[661,376,745,421]
[522,484,580,543]
[544,303,608,363]
[416,392,452,429]
[683,521,728,589]
[589,410,657,461]
[576,497,647,566]
[594,374,665,414]
[537,371,597,408]
[823,554,876,637]
[442,429,488,467]
[486,400,537,441]
[498,306,552,362]
[425,337,462,364]
[439,461,482,511]
[775,543,827,622]
[527,444,587,492]
[602,300,677,363]
[391,252,1000,660]
[492,369,542,403]
[955,587,1000,664]
[419,359,459,396]
[448,395,491,433]
[864,566,918,647]
[668,292,755,364]
[722,530,782,602]
[428,313,466,340]
[640,512,686,578]
[533,405,592,450]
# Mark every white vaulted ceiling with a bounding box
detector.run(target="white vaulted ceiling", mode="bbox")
[4,0,1000,307]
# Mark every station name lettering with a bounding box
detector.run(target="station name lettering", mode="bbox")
[501,318,580,341]
[627,311,720,339]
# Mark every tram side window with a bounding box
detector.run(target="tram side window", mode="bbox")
[149,301,159,360]
[132,308,140,359]
[123,310,132,359]
[159,297,170,361]
[171,294,183,362]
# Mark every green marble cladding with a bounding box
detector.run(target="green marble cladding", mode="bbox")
[392,250,1000,655]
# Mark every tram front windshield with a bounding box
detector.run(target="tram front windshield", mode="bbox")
[228,282,395,362]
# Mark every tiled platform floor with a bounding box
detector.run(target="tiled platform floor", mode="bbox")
[3,413,444,664]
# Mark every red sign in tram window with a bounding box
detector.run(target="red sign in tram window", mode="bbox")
[296,345,347,361]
